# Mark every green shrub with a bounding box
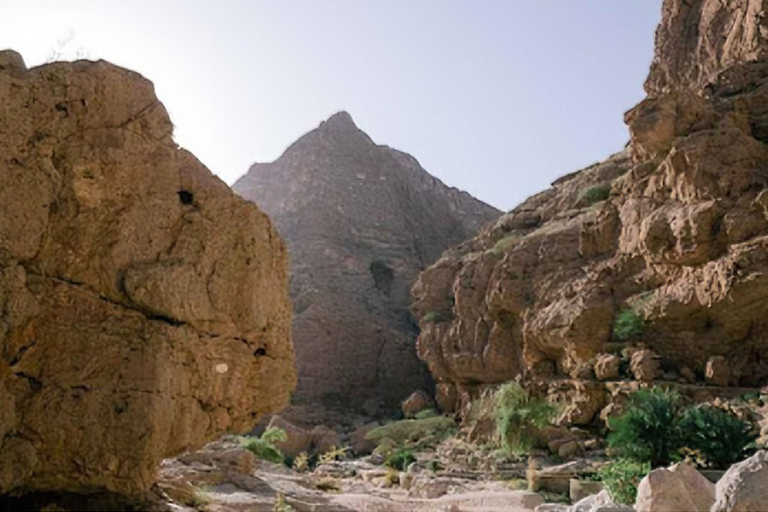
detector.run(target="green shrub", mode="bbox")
[415,408,439,420]
[491,234,521,255]
[580,184,611,206]
[366,416,456,448]
[612,308,645,341]
[242,426,287,464]
[494,382,557,455]
[679,405,756,469]
[385,446,416,471]
[608,388,683,467]
[423,311,454,324]
[598,458,650,505]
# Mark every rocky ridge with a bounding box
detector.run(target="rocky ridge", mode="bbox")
[234,112,500,413]
[412,0,768,422]
[0,51,295,499]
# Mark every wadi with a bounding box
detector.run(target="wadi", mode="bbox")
[3,1,768,511]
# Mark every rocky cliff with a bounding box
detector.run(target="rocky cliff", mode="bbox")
[413,0,768,423]
[234,112,500,413]
[0,51,295,498]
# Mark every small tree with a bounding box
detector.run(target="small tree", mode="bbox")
[242,427,287,464]
[608,388,683,467]
[598,458,650,505]
[613,308,645,341]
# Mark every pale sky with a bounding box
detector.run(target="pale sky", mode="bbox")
[2,1,662,211]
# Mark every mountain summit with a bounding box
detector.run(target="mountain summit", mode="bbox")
[234,112,500,413]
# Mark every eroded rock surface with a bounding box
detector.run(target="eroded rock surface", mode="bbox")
[0,51,295,497]
[412,0,768,418]
[233,112,499,412]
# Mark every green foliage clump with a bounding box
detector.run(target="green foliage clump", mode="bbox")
[612,308,645,341]
[598,458,650,505]
[493,382,557,455]
[679,405,756,469]
[243,426,287,464]
[415,408,439,420]
[580,183,611,206]
[491,234,521,255]
[608,388,683,467]
[385,446,416,471]
[608,387,755,471]
[366,416,456,448]
[423,311,454,324]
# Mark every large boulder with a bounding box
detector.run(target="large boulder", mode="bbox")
[634,462,714,512]
[712,451,768,512]
[0,51,295,497]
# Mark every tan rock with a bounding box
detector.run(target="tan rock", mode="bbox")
[706,356,732,387]
[712,450,768,512]
[594,354,621,381]
[680,366,697,384]
[635,463,715,512]
[0,52,294,496]
[401,390,433,418]
[558,441,582,460]
[630,350,661,383]
[435,382,458,413]
[351,422,380,455]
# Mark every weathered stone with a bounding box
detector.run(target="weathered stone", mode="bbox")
[712,450,768,512]
[594,354,621,381]
[402,390,434,418]
[435,382,458,413]
[630,350,661,383]
[635,463,714,512]
[233,112,499,415]
[350,422,380,455]
[569,490,617,512]
[570,479,604,503]
[706,356,732,387]
[0,53,294,497]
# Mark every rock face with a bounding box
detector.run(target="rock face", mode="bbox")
[233,112,499,411]
[0,51,295,497]
[634,463,715,512]
[412,0,768,417]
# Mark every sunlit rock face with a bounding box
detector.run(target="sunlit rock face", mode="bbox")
[413,0,768,420]
[234,112,500,413]
[0,50,295,496]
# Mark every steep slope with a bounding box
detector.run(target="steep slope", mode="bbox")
[413,0,768,423]
[234,112,500,412]
[0,51,294,498]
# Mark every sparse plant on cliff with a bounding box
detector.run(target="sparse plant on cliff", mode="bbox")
[318,445,351,465]
[493,382,557,455]
[612,308,645,341]
[491,233,521,255]
[423,311,454,324]
[579,183,612,206]
[292,452,309,472]
[678,405,756,469]
[273,493,295,512]
[608,387,683,467]
[598,458,650,505]
[243,426,287,464]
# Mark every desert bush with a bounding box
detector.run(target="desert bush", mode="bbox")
[598,458,650,505]
[612,308,645,341]
[415,408,439,420]
[608,387,683,467]
[491,234,521,255]
[679,405,756,469]
[494,382,557,455]
[580,183,611,206]
[366,416,456,448]
[385,445,416,471]
[242,426,287,464]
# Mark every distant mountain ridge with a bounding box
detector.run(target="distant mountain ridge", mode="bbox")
[234,111,500,413]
